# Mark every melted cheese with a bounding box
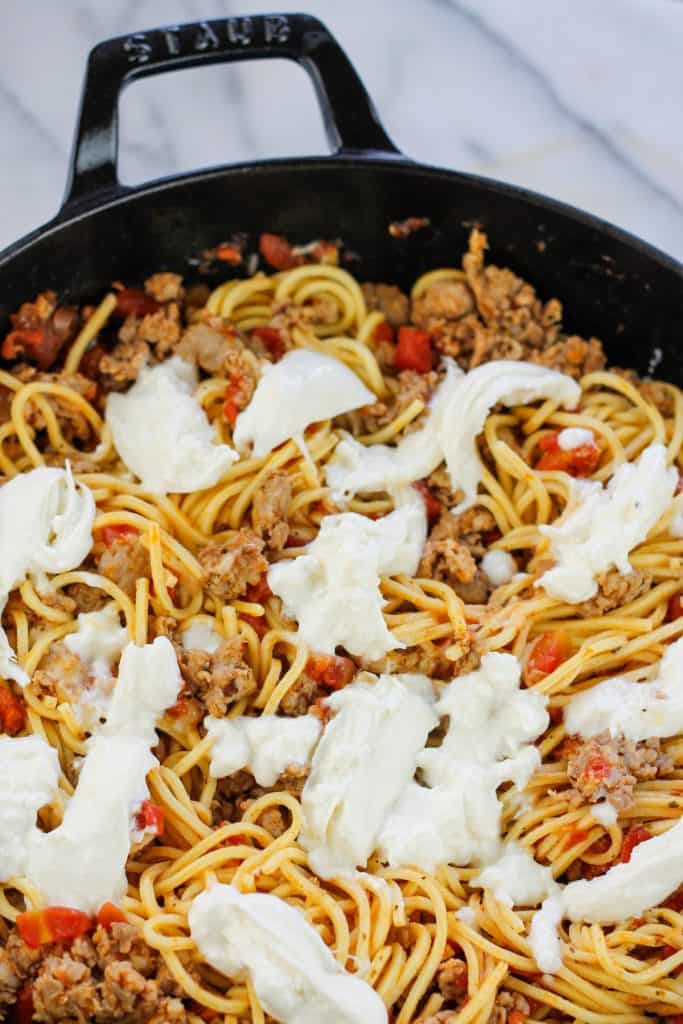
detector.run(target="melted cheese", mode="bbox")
[189,884,386,1024]
[106,357,237,494]
[0,465,95,684]
[481,549,517,586]
[377,653,548,872]
[300,674,437,879]
[471,841,557,907]
[565,636,683,741]
[530,816,683,973]
[539,443,677,603]
[268,489,426,659]
[26,637,181,912]
[0,735,60,880]
[233,349,375,458]
[206,714,322,786]
[64,606,129,728]
[181,619,223,654]
[557,427,595,450]
[326,360,579,508]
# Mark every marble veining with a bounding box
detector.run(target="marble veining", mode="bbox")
[1,0,682,261]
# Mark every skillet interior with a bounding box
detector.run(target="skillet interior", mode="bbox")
[2,158,683,383]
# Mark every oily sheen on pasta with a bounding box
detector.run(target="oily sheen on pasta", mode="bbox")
[0,228,682,1024]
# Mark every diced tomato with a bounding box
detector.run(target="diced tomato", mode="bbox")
[96,903,127,929]
[214,243,243,264]
[311,696,331,723]
[223,373,250,426]
[240,613,268,637]
[373,320,395,344]
[564,827,589,850]
[394,326,433,373]
[11,983,34,1024]
[252,326,285,361]
[413,479,442,525]
[619,826,652,863]
[17,907,92,948]
[135,800,164,837]
[535,431,601,476]
[508,1012,525,1024]
[259,233,304,272]
[663,888,683,913]
[245,575,272,604]
[305,653,356,690]
[0,686,26,736]
[227,833,245,846]
[1,328,46,362]
[113,288,159,319]
[523,630,572,687]
[583,754,611,784]
[666,593,683,622]
[100,524,139,546]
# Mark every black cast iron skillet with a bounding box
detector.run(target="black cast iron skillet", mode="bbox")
[1,12,683,383]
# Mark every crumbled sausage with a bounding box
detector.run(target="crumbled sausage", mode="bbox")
[178,636,257,717]
[144,272,184,304]
[280,673,318,716]
[567,732,673,812]
[198,530,268,602]
[98,339,150,392]
[96,535,151,600]
[411,229,606,377]
[213,762,310,830]
[388,216,431,239]
[341,369,437,437]
[419,511,493,602]
[438,957,468,1001]
[2,291,81,370]
[361,283,411,326]
[489,989,532,1024]
[64,582,108,613]
[32,642,88,705]
[364,634,480,681]
[119,303,182,358]
[574,570,653,618]
[251,472,291,553]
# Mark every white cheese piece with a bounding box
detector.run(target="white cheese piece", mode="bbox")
[377,653,548,872]
[326,360,461,501]
[26,636,181,912]
[565,635,683,742]
[529,895,563,974]
[181,619,223,654]
[326,359,580,509]
[592,800,618,827]
[530,816,683,974]
[455,906,478,928]
[233,349,375,458]
[206,714,322,786]
[268,490,426,660]
[471,841,558,907]
[481,549,517,587]
[64,606,129,728]
[557,427,595,451]
[106,357,237,494]
[300,673,437,879]
[0,735,60,880]
[539,444,677,603]
[189,884,386,1024]
[0,465,95,685]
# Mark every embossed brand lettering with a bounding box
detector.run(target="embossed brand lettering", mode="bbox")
[194,21,220,51]
[163,28,182,55]
[264,15,291,44]
[227,17,253,46]
[123,34,152,65]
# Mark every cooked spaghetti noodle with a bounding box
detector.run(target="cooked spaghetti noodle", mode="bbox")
[0,231,682,1024]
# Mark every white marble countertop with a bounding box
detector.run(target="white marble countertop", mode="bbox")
[2,0,683,261]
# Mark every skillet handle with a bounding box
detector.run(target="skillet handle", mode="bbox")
[61,13,401,212]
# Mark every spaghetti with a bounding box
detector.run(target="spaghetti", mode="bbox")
[0,232,682,1024]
